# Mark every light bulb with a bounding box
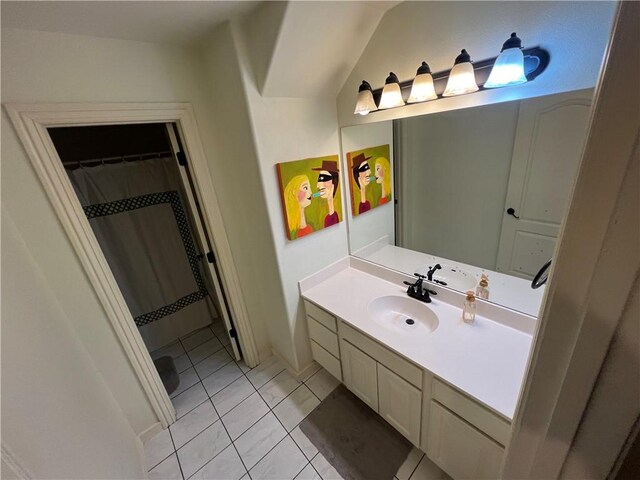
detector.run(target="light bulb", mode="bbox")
[443,49,479,97]
[485,33,528,88]
[408,62,437,103]
[378,72,405,109]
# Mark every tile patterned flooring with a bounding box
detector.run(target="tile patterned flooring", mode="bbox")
[145,324,448,480]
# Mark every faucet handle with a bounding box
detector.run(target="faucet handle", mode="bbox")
[413,273,426,279]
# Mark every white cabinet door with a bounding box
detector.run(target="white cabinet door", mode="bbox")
[378,364,422,446]
[341,340,378,411]
[427,402,504,479]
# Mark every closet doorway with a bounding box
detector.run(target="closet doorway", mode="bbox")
[49,123,240,361]
[6,103,259,429]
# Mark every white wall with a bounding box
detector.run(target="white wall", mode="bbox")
[398,100,520,269]
[225,17,350,371]
[337,1,617,127]
[0,27,269,434]
[341,121,395,253]
[1,208,145,479]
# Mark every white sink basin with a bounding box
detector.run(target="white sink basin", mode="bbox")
[367,295,439,335]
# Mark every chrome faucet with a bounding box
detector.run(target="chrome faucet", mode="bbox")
[403,273,436,303]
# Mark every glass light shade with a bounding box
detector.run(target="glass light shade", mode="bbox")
[407,73,437,103]
[443,62,479,97]
[354,88,378,115]
[484,47,528,88]
[378,72,406,110]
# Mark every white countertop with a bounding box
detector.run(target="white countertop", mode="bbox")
[301,263,534,420]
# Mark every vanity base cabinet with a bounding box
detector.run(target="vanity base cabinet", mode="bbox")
[340,340,379,411]
[378,364,422,446]
[427,402,504,479]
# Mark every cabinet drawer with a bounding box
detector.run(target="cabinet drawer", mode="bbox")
[304,300,337,332]
[307,317,340,358]
[310,340,342,381]
[339,322,422,389]
[378,364,422,446]
[340,340,378,411]
[427,401,504,479]
[432,379,510,446]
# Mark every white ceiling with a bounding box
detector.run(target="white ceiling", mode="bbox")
[1,1,262,47]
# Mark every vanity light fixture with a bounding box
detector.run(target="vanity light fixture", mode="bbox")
[353,35,550,115]
[378,72,406,109]
[407,61,438,103]
[442,49,479,97]
[353,80,378,115]
[484,32,528,88]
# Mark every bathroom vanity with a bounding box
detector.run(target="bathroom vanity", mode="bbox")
[300,257,536,479]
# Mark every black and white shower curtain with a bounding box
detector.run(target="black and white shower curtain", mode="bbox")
[67,156,217,351]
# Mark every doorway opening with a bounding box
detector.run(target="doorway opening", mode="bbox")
[48,122,242,397]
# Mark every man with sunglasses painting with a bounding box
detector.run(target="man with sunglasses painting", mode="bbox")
[313,160,340,227]
[351,152,372,214]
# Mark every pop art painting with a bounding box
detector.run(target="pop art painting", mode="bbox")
[346,144,392,216]
[276,155,343,240]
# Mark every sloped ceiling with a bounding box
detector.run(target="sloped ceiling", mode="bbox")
[242,1,398,98]
[1,1,261,47]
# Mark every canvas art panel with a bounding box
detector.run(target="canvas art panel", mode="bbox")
[276,155,343,240]
[346,144,392,216]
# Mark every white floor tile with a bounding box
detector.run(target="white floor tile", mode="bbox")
[173,382,208,419]
[311,453,344,480]
[295,463,322,480]
[190,444,246,480]
[258,369,301,408]
[234,412,287,470]
[211,321,226,335]
[170,401,219,449]
[304,368,340,401]
[194,348,232,380]
[409,454,450,480]
[144,428,174,470]
[177,420,231,479]
[202,362,243,397]
[246,356,286,389]
[396,447,425,480]
[182,328,215,352]
[152,341,186,361]
[222,392,270,440]
[171,367,201,399]
[237,360,252,373]
[188,337,223,365]
[249,436,307,480]
[290,426,319,461]
[301,363,322,382]
[174,353,193,374]
[210,375,255,416]
[148,453,182,480]
[273,385,320,431]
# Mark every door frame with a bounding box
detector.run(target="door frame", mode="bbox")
[5,102,261,428]
[503,2,640,477]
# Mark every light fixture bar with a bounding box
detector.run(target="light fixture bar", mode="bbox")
[369,46,549,108]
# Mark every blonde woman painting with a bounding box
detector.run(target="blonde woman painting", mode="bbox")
[374,157,392,205]
[284,174,314,239]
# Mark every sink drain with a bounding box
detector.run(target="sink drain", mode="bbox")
[405,318,415,325]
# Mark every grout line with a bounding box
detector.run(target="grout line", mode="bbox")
[407,453,426,480]
[166,425,186,480]
[207,396,251,479]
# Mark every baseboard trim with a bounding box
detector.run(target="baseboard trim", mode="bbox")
[271,347,320,382]
[139,421,163,444]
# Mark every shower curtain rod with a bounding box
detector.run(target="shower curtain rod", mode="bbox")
[62,150,173,169]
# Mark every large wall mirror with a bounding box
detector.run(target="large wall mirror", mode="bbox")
[342,88,595,316]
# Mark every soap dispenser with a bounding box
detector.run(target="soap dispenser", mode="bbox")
[476,274,490,300]
[463,291,476,324]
